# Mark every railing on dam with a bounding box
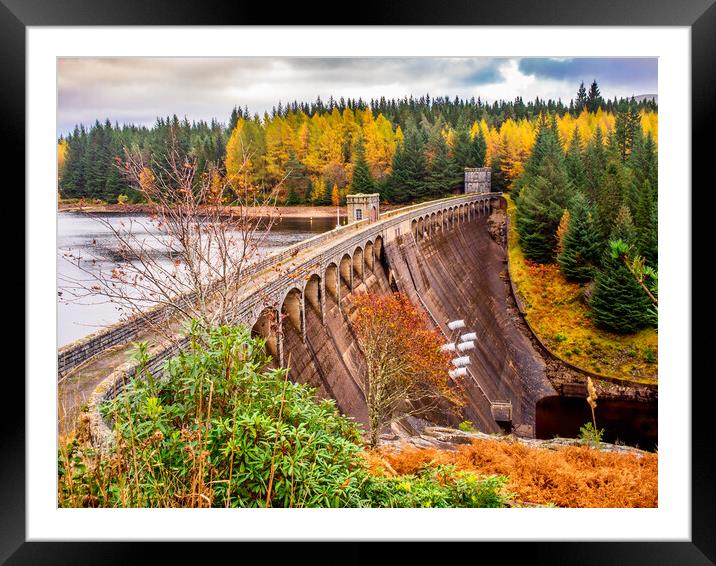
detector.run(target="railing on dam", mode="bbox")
[58,192,500,378]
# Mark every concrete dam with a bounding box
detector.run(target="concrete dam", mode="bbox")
[275,202,554,436]
[61,192,655,448]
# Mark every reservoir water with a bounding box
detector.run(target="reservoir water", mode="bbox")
[57,212,336,347]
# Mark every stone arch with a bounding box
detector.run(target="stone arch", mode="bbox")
[364,240,374,273]
[411,219,418,241]
[325,262,339,308]
[418,216,425,240]
[374,235,384,262]
[339,253,353,295]
[437,210,443,233]
[353,246,364,285]
[281,287,304,340]
[251,307,281,364]
[304,273,323,322]
[430,212,437,235]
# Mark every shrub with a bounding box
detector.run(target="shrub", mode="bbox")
[363,464,510,508]
[643,347,657,364]
[578,421,604,448]
[59,323,510,508]
[458,420,476,432]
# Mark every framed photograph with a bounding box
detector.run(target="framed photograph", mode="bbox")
[11,0,710,562]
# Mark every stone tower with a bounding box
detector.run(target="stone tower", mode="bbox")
[464,167,491,194]
[346,193,380,223]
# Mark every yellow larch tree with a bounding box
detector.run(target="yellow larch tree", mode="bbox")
[264,115,295,182]
[640,110,658,144]
[57,139,69,198]
[364,113,396,180]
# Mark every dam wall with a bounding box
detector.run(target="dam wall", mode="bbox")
[275,209,553,436]
[385,214,555,436]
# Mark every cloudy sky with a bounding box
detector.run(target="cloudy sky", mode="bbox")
[57,57,657,135]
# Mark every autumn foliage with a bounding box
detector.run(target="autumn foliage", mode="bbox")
[370,440,658,508]
[352,292,460,446]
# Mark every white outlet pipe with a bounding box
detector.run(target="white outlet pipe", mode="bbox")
[457,341,475,352]
[452,356,471,367]
[449,368,468,379]
[460,332,478,342]
[447,320,465,331]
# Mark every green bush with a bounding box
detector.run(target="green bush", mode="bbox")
[59,323,512,508]
[643,347,656,364]
[363,464,510,508]
[458,420,476,432]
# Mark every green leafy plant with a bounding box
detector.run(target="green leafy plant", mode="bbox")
[578,421,604,448]
[458,420,476,432]
[643,347,657,364]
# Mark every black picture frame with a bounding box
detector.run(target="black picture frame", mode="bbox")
[8,1,710,563]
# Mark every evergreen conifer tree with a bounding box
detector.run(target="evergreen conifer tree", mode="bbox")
[285,185,300,205]
[565,127,586,193]
[471,128,487,168]
[610,204,637,247]
[452,127,471,168]
[320,178,333,206]
[385,125,427,203]
[557,192,600,281]
[634,179,658,267]
[425,132,461,197]
[586,80,603,113]
[583,126,607,203]
[351,138,375,194]
[629,132,658,193]
[490,153,506,193]
[516,139,572,263]
[575,82,588,113]
[589,253,653,333]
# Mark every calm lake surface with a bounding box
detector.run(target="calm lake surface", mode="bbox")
[57,212,337,347]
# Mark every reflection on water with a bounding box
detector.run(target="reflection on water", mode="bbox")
[57,212,336,347]
[535,395,658,451]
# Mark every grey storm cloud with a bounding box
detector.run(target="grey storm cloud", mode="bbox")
[57,57,657,135]
[517,57,657,85]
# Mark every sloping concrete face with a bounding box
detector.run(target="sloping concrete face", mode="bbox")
[387,213,555,435]
[280,258,396,428]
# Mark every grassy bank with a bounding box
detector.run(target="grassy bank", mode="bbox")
[505,195,658,383]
